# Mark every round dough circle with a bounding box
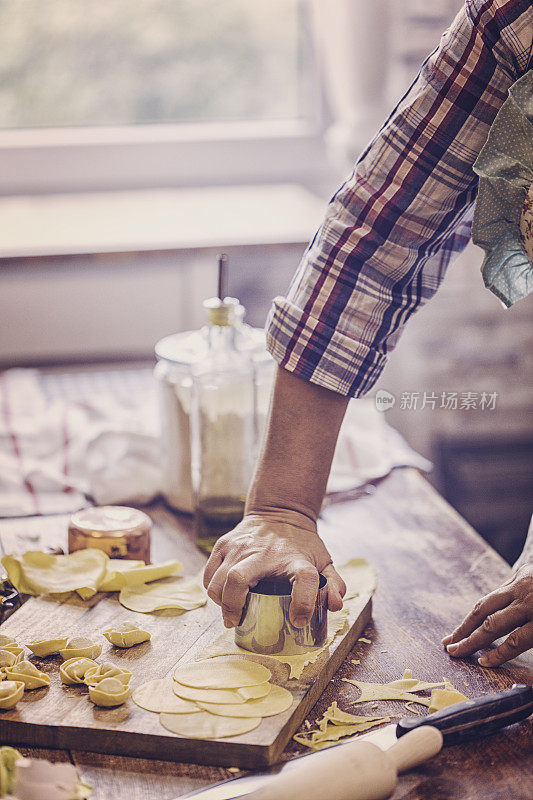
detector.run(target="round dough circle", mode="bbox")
[196,684,293,718]
[173,659,271,689]
[173,681,271,705]
[133,679,199,714]
[160,710,261,739]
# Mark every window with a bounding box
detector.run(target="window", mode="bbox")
[0,0,327,194]
[0,0,312,128]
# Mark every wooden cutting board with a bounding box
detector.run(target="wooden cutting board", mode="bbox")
[0,589,371,768]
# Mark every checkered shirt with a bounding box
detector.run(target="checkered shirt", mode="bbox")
[266,0,533,397]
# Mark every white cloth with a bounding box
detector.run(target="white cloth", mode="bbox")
[0,369,160,517]
[326,400,431,495]
[0,368,430,518]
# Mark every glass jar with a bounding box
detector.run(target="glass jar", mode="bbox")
[154,299,274,549]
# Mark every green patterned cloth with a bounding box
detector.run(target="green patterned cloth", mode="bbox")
[472,70,533,307]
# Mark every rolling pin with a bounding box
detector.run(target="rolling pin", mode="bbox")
[249,725,443,800]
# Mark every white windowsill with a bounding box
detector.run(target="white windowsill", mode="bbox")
[0,183,327,259]
[0,120,318,148]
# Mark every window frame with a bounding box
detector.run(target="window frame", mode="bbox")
[0,2,331,196]
[0,119,330,196]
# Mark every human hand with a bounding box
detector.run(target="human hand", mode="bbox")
[442,564,533,667]
[203,510,346,629]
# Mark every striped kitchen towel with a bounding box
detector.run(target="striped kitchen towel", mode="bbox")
[0,369,161,517]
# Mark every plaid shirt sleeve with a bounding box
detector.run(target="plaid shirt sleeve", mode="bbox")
[266,0,533,397]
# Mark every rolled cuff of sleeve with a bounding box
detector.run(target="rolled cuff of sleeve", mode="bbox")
[266,296,387,398]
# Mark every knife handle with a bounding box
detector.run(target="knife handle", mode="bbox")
[397,683,533,745]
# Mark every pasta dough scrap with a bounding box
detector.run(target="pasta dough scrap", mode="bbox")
[103,560,183,591]
[84,662,132,687]
[294,719,389,751]
[196,608,349,680]
[59,637,102,661]
[133,678,200,714]
[343,669,450,707]
[160,710,261,739]
[196,684,293,718]
[4,660,50,690]
[60,657,99,685]
[429,680,468,713]
[119,575,207,614]
[98,559,144,591]
[173,659,271,689]
[1,549,109,598]
[89,676,130,707]
[338,559,377,600]
[387,669,445,693]
[342,678,432,706]
[294,703,389,751]
[103,622,151,648]
[0,681,25,709]
[173,681,271,705]
[26,637,69,657]
[321,701,380,725]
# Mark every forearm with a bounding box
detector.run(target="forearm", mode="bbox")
[206,366,348,626]
[246,366,349,522]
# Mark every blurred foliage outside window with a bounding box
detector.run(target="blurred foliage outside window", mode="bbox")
[0,0,309,129]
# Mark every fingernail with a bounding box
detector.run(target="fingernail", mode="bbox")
[293,616,308,629]
[442,635,452,645]
[478,655,489,667]
[446,643,459,653]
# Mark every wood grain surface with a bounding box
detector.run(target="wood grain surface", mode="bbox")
[1,468,532,799]
[0,571,371,767]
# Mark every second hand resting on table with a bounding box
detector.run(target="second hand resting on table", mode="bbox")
[204,368,533,665]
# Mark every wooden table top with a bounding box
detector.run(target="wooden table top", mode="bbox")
[0,467,531,800]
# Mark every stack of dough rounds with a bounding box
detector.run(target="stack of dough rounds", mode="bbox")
[173,660,271,689]
[133,658,294,740]
[133,678,199,714]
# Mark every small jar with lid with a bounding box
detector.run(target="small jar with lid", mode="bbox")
[68,506,151,563]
